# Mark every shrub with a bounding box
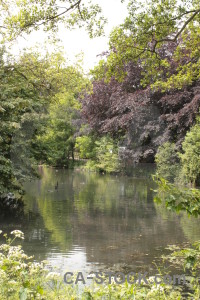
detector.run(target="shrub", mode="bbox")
[179,120,200,186]
[75,135,96,159]
[153,174,200,217]
[155,142,180,182]
[0,230,77,300]
[94,136,119,173]
[76,135,120,173]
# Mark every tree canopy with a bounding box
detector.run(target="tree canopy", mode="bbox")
[0,0,106,41]
[0,47,89,203]
[81,0,200,163]
[96,0,200,90]
[1,0,200,205]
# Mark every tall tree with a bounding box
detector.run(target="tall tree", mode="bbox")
[81,0,200,163]
[34,64,89,167]
[99,0,200,90]
[0,48,87,203]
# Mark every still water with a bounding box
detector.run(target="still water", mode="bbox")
[1,167,200,276]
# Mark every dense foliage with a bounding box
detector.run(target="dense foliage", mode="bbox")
[179,120,200,185]
[34,64,89,167]
[155,142,179,182]
[75,135,120,173]
[0,47,88,205]
[81,0,200,163]
[102,0,200,89]
[1,0,200,196]
[1,1,200,299]
[0,48,51,201]
[82,63,200,163]
[153,175,200,216]
[155,118,200,186]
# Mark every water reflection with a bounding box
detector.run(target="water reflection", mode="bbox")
[1,167,200,275]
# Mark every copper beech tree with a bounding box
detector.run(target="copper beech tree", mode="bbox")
[82,0,200,162]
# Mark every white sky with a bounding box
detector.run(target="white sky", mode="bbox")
[12,0,128,72]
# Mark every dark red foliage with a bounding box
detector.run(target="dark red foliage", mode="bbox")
[81,62,146,134]
[81,62,200,163]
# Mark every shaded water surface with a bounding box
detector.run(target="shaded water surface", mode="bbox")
[1,167,200,275]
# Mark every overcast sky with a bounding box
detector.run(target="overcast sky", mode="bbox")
[12,0,128,72]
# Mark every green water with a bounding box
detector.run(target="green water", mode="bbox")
[1,166,200,276]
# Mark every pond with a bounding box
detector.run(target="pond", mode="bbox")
[1,166,200,278]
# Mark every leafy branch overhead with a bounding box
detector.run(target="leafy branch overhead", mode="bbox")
[101,0,200,89]
[0,0,107,40]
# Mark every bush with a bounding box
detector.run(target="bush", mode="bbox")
[153,174,200,217]
[179,120,200,186]
[94,136,119,173]
[0,230,77,300]
[155,142,180,182]
[75,135,96,159]
[76,135,120,173]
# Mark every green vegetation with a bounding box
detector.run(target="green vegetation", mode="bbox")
[0,48,53,199]
[153,175,200,217]
[0,0,107,205]
[2,230,200,300]
[0,47,89,202]
[155,117,200,186]
[1,0,200,298]
[34,65,89,168]
[75,135,96,160]
[0,0,106,41]
[96,0,200,90]
[1,0,200,200]
[2,230,200,299]
[179,120,200,186]
[155,142,179,182]
[76,135,120,173]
